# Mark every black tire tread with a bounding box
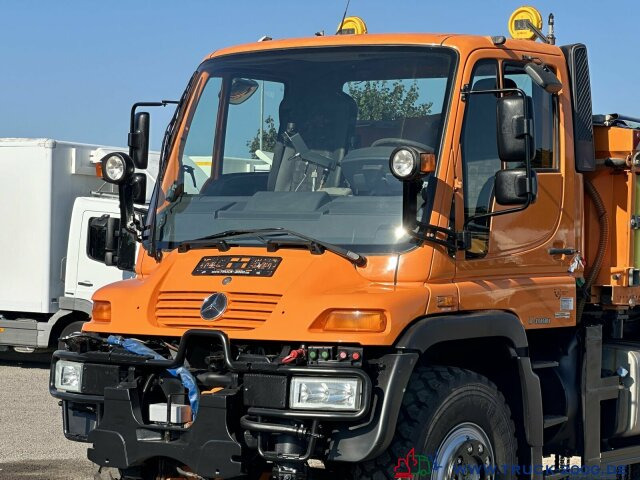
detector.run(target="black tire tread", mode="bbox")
[353,365,516,480]
[57,320,86,350]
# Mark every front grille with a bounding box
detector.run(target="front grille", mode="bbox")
[155,291,282,330]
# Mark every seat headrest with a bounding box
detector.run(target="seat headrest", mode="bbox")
[472,78,497,92]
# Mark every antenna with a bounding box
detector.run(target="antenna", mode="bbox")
[547,13,556,45]
[336,0,352,34]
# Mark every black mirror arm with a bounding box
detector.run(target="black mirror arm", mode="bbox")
[462,156,535,231]
[119,183,137,234]
[129,100,179,135]
[129,100,180,168]
[462,193,533,231]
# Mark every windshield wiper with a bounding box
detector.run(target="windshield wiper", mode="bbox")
[177,228,367,267]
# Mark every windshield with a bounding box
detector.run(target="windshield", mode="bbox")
[155,46,457,254]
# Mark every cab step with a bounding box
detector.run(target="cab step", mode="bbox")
[543,415,568,429]
[532,360,560,370]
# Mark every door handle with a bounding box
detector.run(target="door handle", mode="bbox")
[78,281,93,287]
[548,248,576,256]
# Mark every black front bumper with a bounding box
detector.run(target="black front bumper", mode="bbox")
[89,385,243,478]
[50,330,418,477]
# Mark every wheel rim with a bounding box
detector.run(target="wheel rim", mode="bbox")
[431,422,496,480]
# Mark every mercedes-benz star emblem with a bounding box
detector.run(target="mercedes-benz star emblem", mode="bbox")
[200,292,228,321]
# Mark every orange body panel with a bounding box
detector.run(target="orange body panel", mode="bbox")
[584,125,640,303]
[85,33,585,344]
[584,169,634,289]
[594,125,640,162]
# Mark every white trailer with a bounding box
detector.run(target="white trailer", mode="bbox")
[0,138,157,351]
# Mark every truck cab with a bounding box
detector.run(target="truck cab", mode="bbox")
[49,11,640,480]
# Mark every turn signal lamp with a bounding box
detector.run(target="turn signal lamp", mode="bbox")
[508,6,543,40]
[311,309,387,333]
[92,301,111,323]
[337,16,367,35]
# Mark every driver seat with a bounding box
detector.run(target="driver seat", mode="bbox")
[268,90,357,192]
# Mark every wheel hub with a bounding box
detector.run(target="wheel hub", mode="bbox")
[451,439,492,480]
[432,423,495,480]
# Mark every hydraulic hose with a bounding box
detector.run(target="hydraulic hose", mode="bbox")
[579,178,609,321]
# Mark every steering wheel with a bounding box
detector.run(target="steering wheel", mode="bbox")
[371,137,434,152]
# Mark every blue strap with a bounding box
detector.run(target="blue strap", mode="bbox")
[107,335,199,419]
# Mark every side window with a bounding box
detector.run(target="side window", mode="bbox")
[181,76,222,193]
[503,63,556,169]
[462,60,499,258]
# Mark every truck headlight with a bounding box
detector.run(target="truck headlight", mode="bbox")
[54,360,84,392]
[290,377,362,411]
[100,152,134,185]
[389,147,419,179]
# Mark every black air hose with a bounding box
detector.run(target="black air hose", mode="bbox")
[579,178,609,321]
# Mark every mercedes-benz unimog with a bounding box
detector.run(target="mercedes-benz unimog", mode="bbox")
[50,8,640,480]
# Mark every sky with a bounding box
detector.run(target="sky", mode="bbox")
[0,1,637,149]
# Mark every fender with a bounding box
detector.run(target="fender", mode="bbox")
[329,310,543,477]
[397,310,543,472]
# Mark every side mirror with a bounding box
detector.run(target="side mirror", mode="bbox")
[524,62,562,94]
[129,112,150,169]
[88,215,120,265]
[495,169,538,206]
[116,229,137,271]
[497,96,536,163]
[131,173,147,205]
[229,78,259,105]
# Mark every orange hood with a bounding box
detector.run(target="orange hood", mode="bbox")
[87,246,431,346]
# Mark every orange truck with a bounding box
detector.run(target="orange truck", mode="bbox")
[49,7,640,480]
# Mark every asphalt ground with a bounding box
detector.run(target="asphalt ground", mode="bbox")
[0,351,95,480]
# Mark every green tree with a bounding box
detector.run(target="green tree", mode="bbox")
[247,81,431,155]
[347,80,432,121]
[247,115,278,159]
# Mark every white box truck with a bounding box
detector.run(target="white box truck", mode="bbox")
[0,138,158,352]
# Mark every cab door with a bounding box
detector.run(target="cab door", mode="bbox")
[453,50,577,329]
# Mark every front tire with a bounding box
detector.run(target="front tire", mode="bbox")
[354,366,518,479]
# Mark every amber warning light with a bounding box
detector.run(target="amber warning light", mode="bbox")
[507,5,556,45]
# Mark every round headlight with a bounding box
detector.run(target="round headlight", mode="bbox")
[389,147,419,180]
[105,156,125,181]
[100,152,134,184]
